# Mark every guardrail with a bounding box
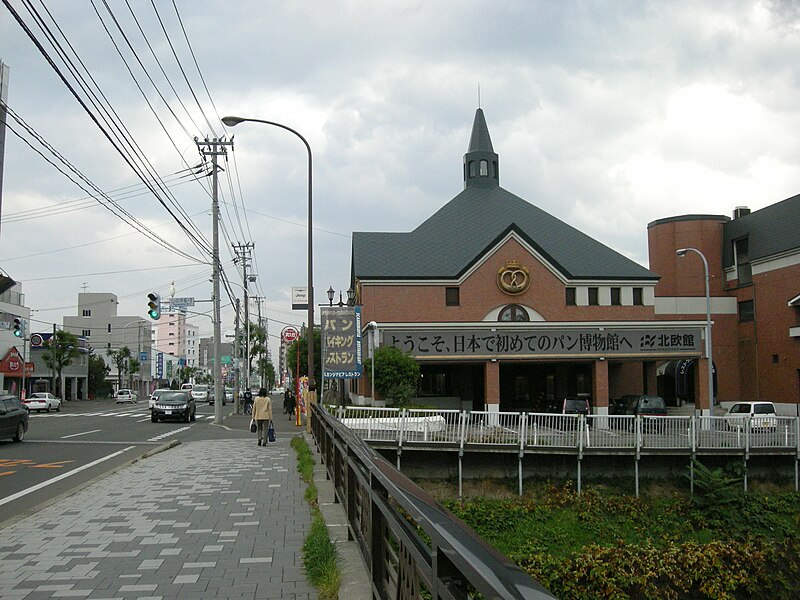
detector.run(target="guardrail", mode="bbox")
[326,406,800,495]
[311,404,556,600]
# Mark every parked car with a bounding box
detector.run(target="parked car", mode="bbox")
[22,392,62,413]
[0,394,29,442]
[612,394,668,431]
[180,383,193,392]
[561,397,590,416]
[149,388,172,410]
[225,387,234,403]
[151,390,196,423]
[723,401,777,432]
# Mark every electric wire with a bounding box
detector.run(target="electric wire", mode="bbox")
[5,0,213,259]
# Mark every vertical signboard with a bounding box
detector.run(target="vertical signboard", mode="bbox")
[320,306,363,378]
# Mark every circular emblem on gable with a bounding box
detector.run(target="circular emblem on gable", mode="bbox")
[497,260,530,295]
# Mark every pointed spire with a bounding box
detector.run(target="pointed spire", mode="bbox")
[468,108,494,153]
[463,108,499,188]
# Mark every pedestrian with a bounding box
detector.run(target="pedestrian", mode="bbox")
[252,387,273,446]
[284,389,295,417]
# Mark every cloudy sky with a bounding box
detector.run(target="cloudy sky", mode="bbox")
[2,0,800,362]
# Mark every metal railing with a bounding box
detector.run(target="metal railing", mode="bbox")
[312,404,556,600]
[328,406,800,455]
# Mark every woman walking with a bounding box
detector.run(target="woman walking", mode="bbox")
[252,387,273,447]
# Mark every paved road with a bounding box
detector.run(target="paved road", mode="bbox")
[0,412,318,599]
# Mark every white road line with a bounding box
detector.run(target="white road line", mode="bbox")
[0,446,135,507]
[148,426,191,441]
[61,429,102,439]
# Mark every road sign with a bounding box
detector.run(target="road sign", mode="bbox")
[169,297,195,308]
[282,326,300,343]
[291,287,308,310]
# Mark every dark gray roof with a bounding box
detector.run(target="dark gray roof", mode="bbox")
[352,109,657,283]
[722,194,800,268]
[353,185,657,281]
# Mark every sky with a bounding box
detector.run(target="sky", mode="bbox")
[2,0,800,364]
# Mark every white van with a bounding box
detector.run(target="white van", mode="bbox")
[180,383,193,392]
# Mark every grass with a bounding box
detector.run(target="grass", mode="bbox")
[290,435,341,600]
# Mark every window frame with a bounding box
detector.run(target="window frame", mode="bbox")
[445,287,460,307]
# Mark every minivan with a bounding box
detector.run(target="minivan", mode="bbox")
[723,401,777,432]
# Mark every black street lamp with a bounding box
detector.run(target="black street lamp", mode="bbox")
[222,115,317,398]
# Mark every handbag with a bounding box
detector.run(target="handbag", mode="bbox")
[267,420,276,443]
[249,419,257,433]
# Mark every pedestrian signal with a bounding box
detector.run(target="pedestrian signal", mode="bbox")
[147,293,161,320]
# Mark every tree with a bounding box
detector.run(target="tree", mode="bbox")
[41,330,81,399]
[87,350,112,399]
[364,346,420,408]
[127,357,140,389]
[286,328,321,387]
[107,346,131,389]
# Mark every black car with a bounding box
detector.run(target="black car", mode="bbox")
[561,397,590,416]
[0,394,29,442]
[151,390,196,423]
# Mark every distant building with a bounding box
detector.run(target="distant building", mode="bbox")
[63,292,152,396]
[152,310,198,385]
[0,282,33,397]
[350,109,800,416]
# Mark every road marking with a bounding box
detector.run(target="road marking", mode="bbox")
[0,471,15,477]
[31,460,74,469]
[148,427,191,441]
[61,429,102,439]
[0,446,135,507]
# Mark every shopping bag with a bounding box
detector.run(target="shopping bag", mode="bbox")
[249,419,257,433]
[267,421,276,443]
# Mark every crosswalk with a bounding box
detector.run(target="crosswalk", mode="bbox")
[29,410,217,420]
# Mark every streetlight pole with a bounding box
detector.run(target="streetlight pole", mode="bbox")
[221,115,316,415]
[676,247,713,417]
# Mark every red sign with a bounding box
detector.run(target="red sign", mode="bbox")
[281,326,300,343]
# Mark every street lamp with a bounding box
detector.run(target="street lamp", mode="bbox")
[676,247,714,416]
[222,116,316,403]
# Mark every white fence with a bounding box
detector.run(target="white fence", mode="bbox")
[328,406,800,454]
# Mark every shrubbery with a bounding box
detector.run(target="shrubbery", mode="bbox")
[440,478,800,599]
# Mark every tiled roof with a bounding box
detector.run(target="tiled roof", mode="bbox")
[722,194,800,268]
[352,109,657,283]
[353,185,656,281]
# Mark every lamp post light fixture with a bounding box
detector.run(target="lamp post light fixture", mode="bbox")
[676,247,714,416]
[222,115,317,404]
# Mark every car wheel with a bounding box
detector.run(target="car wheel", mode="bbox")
[46,406,50,413]
[56,403,61,412]
[151,413,158,423]
[184,411,190,423]
[13,422,25,442]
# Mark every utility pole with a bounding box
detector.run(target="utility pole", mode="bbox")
[234,298,240,413]
[233,242,255,395]
[197,136,232,425]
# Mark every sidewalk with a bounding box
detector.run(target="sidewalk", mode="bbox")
[0,413,318,600]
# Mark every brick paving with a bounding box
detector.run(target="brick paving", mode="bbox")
[0,429,317,599]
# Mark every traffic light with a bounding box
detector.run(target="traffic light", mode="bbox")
[12,318,22,337]
[147,293,161,320]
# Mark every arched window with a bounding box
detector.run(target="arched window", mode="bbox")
[469,161,476,177]
[498,304,529,322]
[480,159,489,176]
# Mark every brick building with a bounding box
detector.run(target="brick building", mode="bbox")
[350,109,800,416]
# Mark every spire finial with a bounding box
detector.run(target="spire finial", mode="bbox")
[477,84,481,108]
